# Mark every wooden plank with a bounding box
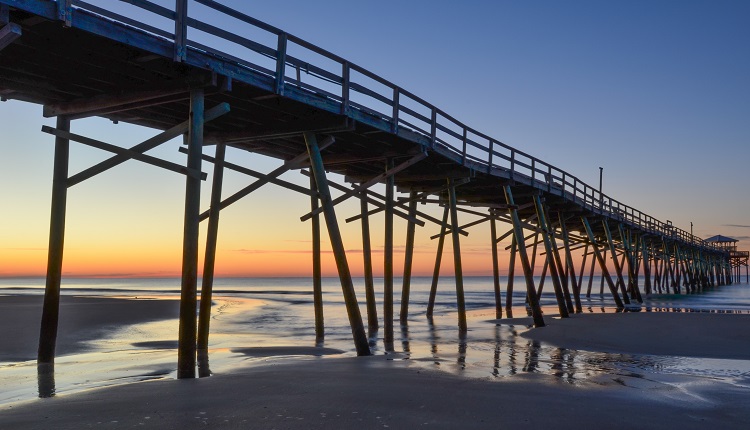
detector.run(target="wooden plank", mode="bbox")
[0,22,20,51]
[43,76,211,118]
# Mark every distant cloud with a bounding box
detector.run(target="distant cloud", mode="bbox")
[723,224,750,228]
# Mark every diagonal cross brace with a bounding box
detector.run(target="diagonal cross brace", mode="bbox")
[66,103,230,187]
[179,147,316,198]
[300,170,424,227]
[299,152,428,222]
[41,126,206,181]
[430,214,491,240]
[343,179,468,236]
[198,136,334,221]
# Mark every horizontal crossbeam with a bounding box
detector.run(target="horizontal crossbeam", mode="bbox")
[43,75,214,119]
[0,22,21,52]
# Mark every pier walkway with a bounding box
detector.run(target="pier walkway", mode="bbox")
[0,1,736,377]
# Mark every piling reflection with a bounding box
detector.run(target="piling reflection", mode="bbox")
[37,362,55,398]
[362,304,745,385]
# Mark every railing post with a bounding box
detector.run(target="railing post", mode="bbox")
[531,158,536,182]
[174,0,188,62]
[275,32,288,95]
[341,61,350,115]
[509,148,515,180]
[57,0,72,27]
[391,87,400,133]
[430,108,437,149]
[461,128,467,165]
[487,139,494,174]
[547,165,552,192]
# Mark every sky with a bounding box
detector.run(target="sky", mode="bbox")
[1,0,748,278]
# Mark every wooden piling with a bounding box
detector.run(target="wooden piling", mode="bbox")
[448,180,467,332]
[177,88,204,379]
[360,192,378,333]
[311,175,324,339]
[533,195,569,318]
[303,132,370,356]
[581,216,624,309]
[559,216,582,313]
[197,141,226,352]
[384,159,395,343]
[602,220,631,305]
[38,115,70,365]
[426,205,449,318]
[504,186,545,327]
[490,211,503,319]
[400,191,418,324]
[505,233,517,313]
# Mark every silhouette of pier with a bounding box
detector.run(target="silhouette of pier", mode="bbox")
[0,1,738,378]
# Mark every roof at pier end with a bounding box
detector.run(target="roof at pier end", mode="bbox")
[705,235,738,243]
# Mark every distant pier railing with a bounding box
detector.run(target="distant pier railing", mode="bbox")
[31,0,720,252]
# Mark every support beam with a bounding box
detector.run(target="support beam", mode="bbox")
[197,142,226,352]
[38,116,70,366]
[181,147,314,197]
[42,78,211,118]
[581,217,624,309]
[304,132,370,356]
[490,212,503,319]
[426,205,449,318]
[504,186,545,327]
[311,175,324,340]
[602,221,631,304]
[559,215,582,313]
[43,126,206,180]
[66,103,229,187]
[400,191,418,324]
[360,192,378,334]
[177,88,205,379]
[448,180,468,332]
[0,22,21,52]
[534,196,570,318]
[300,152,427,222]
[200,137,333,221]
[383,159,395,345]
[505,233,518,312]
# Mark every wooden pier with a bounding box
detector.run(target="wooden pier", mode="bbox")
[0,1,737,378]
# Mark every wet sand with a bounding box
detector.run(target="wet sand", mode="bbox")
[0,295,179,362]
[1,295,750,428]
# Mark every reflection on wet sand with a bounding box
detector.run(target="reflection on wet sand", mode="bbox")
[12,297,750,406]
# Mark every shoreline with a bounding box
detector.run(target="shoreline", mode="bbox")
[1,294,750,427]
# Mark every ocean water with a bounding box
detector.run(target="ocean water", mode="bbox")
[1,275,749,404]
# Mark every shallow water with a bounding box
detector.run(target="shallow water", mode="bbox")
[1,276,749,405]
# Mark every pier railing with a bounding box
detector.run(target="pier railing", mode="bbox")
[40,0,719,251]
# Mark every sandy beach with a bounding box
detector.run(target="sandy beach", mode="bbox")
[0,294,749,429]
